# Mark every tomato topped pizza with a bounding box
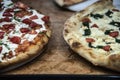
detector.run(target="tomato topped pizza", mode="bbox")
[63,0,120,71]
[0,0,51,70]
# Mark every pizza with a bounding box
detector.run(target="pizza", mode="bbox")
[63,0,120,72]
[54,0,85,7]
[0,0,51,70]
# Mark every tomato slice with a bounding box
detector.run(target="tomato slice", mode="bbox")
[0,47,2,53]
[109,31,119,38]
[82,18,91,23]
[3,24,15,30]
[22,18,32,25]
[9,36,21,44]
[20,28,30,33]
[103,45,111,51]
[3,17,11,22]
[3,12,13,17]
[91,24,99,28]
[5,8,14,12]
[42,16,49,23]
[86,38,95,43]
[0,32,5,39]
[30,15,38,20]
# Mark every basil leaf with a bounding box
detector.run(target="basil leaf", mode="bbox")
[14,16,21,22]
[82,22,89,28]
[7,3,13,6]
[4,44,10,50]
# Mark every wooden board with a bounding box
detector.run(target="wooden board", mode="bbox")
[3,0,120,74]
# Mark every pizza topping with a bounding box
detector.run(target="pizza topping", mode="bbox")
[82,18,91,23]
[0,31,5,39]
[86,38,95,43]
[109,20,120,27]
[15,10,32,18]
[22,18,31,25]
[90,13,103,19]
[3,17,11,22]
[83,29,91,36]
[104,29,113,35]
[112,9,119,12]
[5,8,14,12]
[82,18,91,28]
[42,16,49,23]
[3,24,15,30]
[9,36,21,44]
[105,10,113,18]
[13,16,21,22]
[29,30,37,34]
[30,15,38,20]
[7,51,14,59]
[29,22,39,28]
[0,47,2,53]
[109,31,119,38]
[3,12,13,17]
[103,45,111,52]
[91,24,99,28]
[20,28,30,33]
[115,38,120,43]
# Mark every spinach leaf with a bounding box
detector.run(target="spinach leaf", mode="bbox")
[90,13,103,19]
[105,10,113,18]
[82,22,89,28]
[83,29,91,36]
[115,38,120,43]
[104,29,113,35]
[109,20,120,27]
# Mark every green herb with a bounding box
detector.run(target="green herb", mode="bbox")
[90,13,103,19]
[14,16,21,22]
[7,3,14,6]
[88,43,103,49]
[39,32,44,34]
[104,29,113,35]
[39,31,49,38]
[83,29,91,36]
[88,43,94,48]
[82,22,89,28]
[0,41,10,50]
[106,42,112,44]
[0,41,3,45]
[115,38,120,43]
[96,46,103,49]
[105,10,113,18]
[109,20,120,27]
[4,44,10,50]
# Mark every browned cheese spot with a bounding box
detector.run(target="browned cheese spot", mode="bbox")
[72,42,81,48]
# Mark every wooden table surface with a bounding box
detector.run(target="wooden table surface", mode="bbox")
[3,0,120,74]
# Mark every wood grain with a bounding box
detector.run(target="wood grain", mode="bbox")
[4,0,120,74]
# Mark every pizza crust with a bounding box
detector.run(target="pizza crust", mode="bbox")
[63,0,120,72]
